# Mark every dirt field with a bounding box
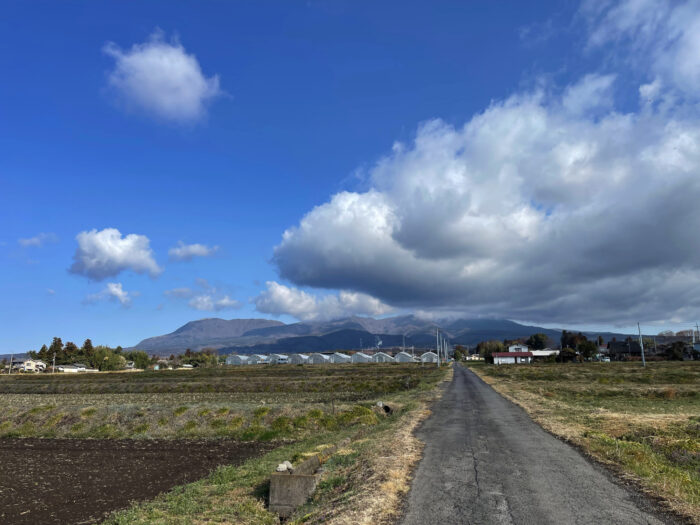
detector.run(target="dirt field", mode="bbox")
[0,438,271,525]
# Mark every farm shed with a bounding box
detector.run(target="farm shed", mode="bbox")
[420,351,438,363]
[493,352,533,364]
[508,344,529,353]
[530,350,559,361]
[226,354,250,365]
[331,352,351,364]
[351,352,372,363]
[372,352,394,363]
[289,353,309,365]
[309,353,331,364]
[270,354,289,364]
[394,351,416,363]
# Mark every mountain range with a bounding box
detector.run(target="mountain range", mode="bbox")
[129,315,595,355]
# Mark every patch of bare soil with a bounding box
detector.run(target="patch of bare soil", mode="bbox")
[0,438,272,525]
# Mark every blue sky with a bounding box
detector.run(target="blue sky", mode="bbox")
[3,0,700,352]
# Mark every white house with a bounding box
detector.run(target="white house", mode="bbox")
[493,351,533,365]
[226,354,250,365]
[508,344,529,353]
[289,353,309,365]
[270,354,289,364]
[372,352,394,363]
[420,351,438,363]
[351,352,372,363]
[21,359,46,372]
[309,353,331,364]
[331,352,351,364]
[394,351,416,363]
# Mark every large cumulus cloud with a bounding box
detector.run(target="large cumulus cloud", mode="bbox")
[271,1,700,325]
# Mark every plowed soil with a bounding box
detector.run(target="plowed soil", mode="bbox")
[0,438,271,525]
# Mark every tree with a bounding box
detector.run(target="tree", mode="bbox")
[561,331,587,350]
[63,342,79,362]
[453,345,468,361]
[666,341,685,361]
[124,350,150,369]
[526,333,547,350]
[557,347,578,363]
[577,340,598,360]
[477,340,504,363]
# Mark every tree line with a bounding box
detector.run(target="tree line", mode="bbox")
[24,338,222,371]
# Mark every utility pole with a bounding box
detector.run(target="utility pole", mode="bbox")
[638,322,646,367]
[52,352,56,374]
[436,329,441,367]
[8,354,13,375]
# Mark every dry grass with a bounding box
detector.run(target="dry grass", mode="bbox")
[470,362,700,523]
[292,364,453,525]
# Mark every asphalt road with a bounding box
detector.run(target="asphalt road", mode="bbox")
[400,364,678,525]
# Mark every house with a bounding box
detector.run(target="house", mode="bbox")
[466,354,483,361]
[493,352,533,364]
[270,354,289,365]
[420,351,438,363]
[331,352,351,364]
[394,351,416,363]
[351,352,372,363]
[530,349,559,361]
[508,344,529,353]
[372,352,394,363]
[226,354,250,366]
[289,353,309,365]
[125,361,135,370]
[309,353,331,364]
[21,359,46,372]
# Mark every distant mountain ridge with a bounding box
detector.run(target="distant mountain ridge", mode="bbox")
[130,315,573,354]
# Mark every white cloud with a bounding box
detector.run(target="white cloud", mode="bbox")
[85,282,134,307]
[69,228,162,280]
[18,232,58,247]
[561,74,616,115]
[583,0,700,101]
[103,30,222,122]
[271,4,700,327]
[168,241,219,261]
[189,294,241,312]
[254,281,393,321]
[164,280,241,312]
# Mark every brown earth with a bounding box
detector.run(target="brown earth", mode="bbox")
[0,438,272,525]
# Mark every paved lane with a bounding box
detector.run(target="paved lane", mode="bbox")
[401,365,677,525]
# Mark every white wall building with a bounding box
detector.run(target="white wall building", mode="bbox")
[226,354,250,365]
[493,352,533,365]
[420,351,438,363]
[372,352,394,363]
[351,352,372,363]
[270,354,289,364]
[21,359,46,372]
[331,352,351,364]
[508,344,529,353]
[289,353,309,365]
[309,353,331,364]
[394,351,416,363]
